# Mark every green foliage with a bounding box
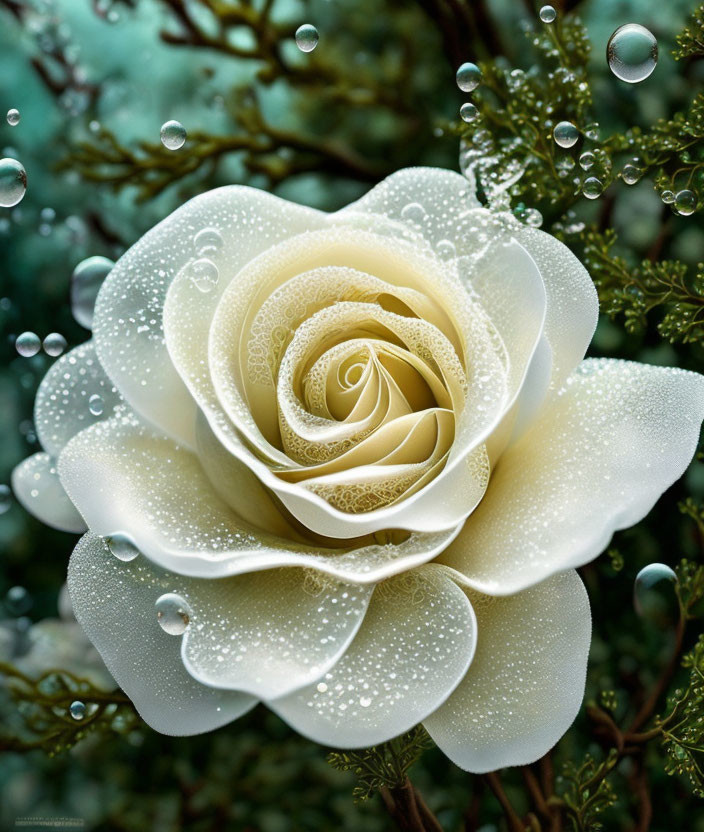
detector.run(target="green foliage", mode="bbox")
[674,4,704,59]
[559,749,619,832]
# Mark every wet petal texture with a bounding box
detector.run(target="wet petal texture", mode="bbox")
[271,565,476,748]
[441,359,704,595]
[12,452,86,533]
[424,570,590,772]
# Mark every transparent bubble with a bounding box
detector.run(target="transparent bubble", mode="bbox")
[607,23,658,84]
[71,255,115,329]
[88,393,104,416]
[6,109,20,127]
[160,120,187,150]
[6,586,32,615]
[295,23,319,52]
[661,189,675,204]
[436,239,456,259]
[524,207,543,227]
[69,700,86,721]
[0,484,11,515]
[155,593,192,635]
[539,5,556,23]
[106,533,139,562]
[460,102,479,123]
[622,163,641,184]
[15,331,40,357]
[579,151,595,170]
[456,62,482,92]
[0,158,27,208]
[634,563,677,619]
[193,227,223,257]
[400,202,426,223]
[674,189,697,216]
[553,121,579,148]
[43,332,67,357]
[582,177,603,199]
[188,258,219,293]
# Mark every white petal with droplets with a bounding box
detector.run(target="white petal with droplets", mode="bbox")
[12,452,86,533]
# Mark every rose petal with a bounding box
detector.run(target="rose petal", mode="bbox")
[440,359,704,595]
[424,570,590,773]
[12,452,86,533]
[67,534,256,735]
[270,564,476,748]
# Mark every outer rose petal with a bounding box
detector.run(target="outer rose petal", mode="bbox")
[270,564,476,748]
[12,452,86,533]
[440,359,704,595]
[424,570,590,773]
[67,534,256,735]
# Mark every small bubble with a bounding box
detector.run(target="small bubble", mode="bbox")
[6,585,32,615]
[71,256,115,330]
[622,163,641,184]
[15,331,40,357]
[0,484,11,515]
[6,109,20,127]
[634,563,677,619]
[43,332,67,357]
[579,151,595,170]
[69,700,86,721]
[582,177,603,200]
[188,258,219,293]
[553,121,579,148]
[674,189,697,216]
[524,207,543,227]
[436,239,456,259]
[0,158,27,208]
[193,227,223,257]
[295,23,319,52]
[456,62,482,92]
[607,23,658,84]
[661,189,675,204]
[88,394,104,416]
[156,593,192,635]
[106,533,139,562]
[460,102,479,123]
[160,120,187,150]
[400,202,426,223]
[539,5,556,23]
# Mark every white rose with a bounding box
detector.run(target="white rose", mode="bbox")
[13,168,704,772]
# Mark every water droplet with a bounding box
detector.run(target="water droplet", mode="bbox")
[188,258,219,293]
[553,121,579,148]
[582,177,603,199]
[0,158,27,207]
[622,163,641,184]
[579,151,595,170]
[674,189,697,216]
[15,331,40,357]
[70,256,115,329]
[193,227,223,257]
[400,202,426,223]
[539,5,556,23]
[661,189,675,204]
[436,239,456,259]
[460,102,479,123]
[634,563,677,618]
[584,122,600,142]
[0,484,11,515]
[316,682,328,693]
[156,593,192,635]
[6,109,20,127]
[6,585,32,615]
[456,62,482,92]
[295,23,319,52]
[524,208,543,227]
[43,332,67,357]
[69,700,86,721]
[359,696,372,708]
[607,24,658,84]
[88,394,104,416]
[160,120,187,150]
[106,533,139,562]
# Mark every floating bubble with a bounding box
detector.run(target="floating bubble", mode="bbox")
[579,150,595,170]
[0,158,27,208]
[160,120,187,150]
[460,102,479,123]
[69,700,86,721]
[295,23,319,52]
[106,533,139,562]
[661,189,675,204]
[553,121,579,148]
[456,62,482,92]
[15,331,40,357]
[622,163,641,184]
[43,332,67,357]
[539,5,557,23]
[674,189,697,216]
[634,563,677,619]
[6,109,20,127]
[155,593,192,635]
[188,258,219,293]
[607,24,658,84]
[88,393,104,416]
[6,586,32,615]
[582,177,603,199]
[193,227,223,257]
[0,484,11,515]
[70,255,115,329]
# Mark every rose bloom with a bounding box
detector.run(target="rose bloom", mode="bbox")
[14,168,704,772]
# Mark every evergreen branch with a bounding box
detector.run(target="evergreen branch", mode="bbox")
[674,4,704,61]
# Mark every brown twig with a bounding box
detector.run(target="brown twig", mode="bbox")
[483,771,525,832]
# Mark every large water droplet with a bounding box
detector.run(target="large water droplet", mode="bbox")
[15,331,40,357]
[0,158,27,207]
[460,102,479,123]
[69,700,86,721]
[106,533,140,562]
[70,256,115,329]
[553,121,579,148]
[579,151,595,170]
[6,109,20,127]
[193,227,223,257]
[0,484,11,515]
[674,189,697,216]
[155,593,192,635]
[607,24,658,84]
[622,163,641,184]
[160,120,187,150]
[634,563,677,618]
[539,5,556,23]
[43,332,67,357]
[661,189,675,204]
[88,394,104,416]
[295,23,319,52]
[188,258,219,293]
[456,62,482,92]
[582,177,603,199]
[400,202,427,223]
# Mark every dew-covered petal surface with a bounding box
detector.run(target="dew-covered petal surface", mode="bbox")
[93,186,324,447]
[58,413,463,583]
[424,570,590,773]
[440,359,704,595]
[34,341,124,457]
[270,564,476,748]
[12,452,86,533]
[68,534,256,734]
